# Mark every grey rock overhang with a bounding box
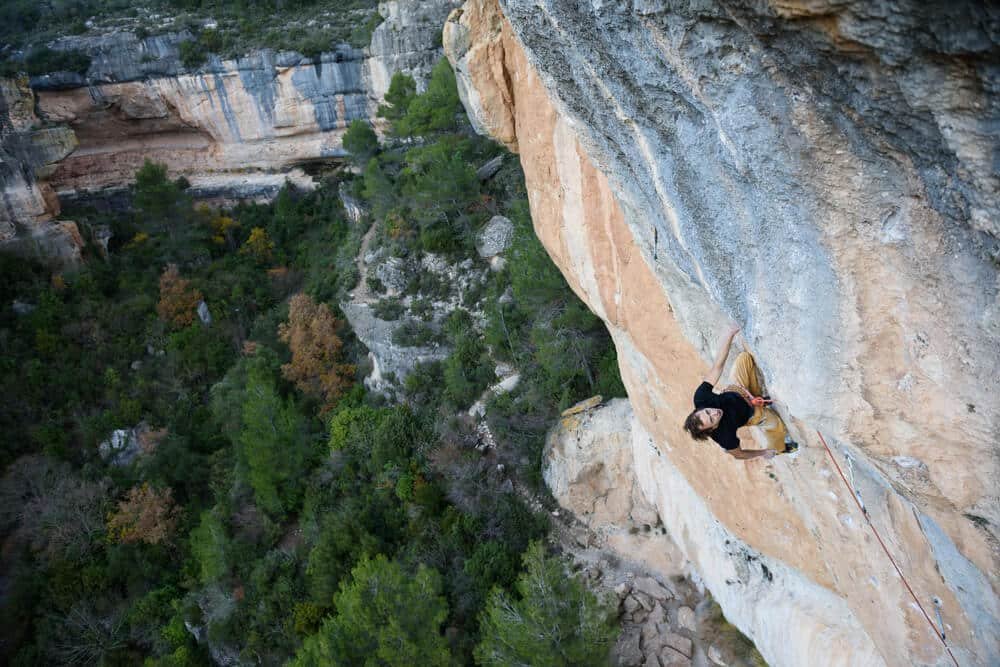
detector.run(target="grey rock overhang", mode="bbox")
[497,0,999,238]
[28,31,369,90]
[493,0,1000,424]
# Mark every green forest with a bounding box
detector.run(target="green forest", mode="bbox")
[1,0,382,62]
[0,59,628,666]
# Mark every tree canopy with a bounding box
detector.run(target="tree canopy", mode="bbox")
[475,542,618,666]
[292,555,451,667]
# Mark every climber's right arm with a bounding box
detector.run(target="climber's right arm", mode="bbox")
[704,324,740,385]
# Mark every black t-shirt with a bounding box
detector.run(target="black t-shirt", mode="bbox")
[693,381,753,451]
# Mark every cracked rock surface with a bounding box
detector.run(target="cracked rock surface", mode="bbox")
[447,1,1000,665]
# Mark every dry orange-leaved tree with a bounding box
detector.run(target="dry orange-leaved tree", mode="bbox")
[156,264,203,328]
[106,483,179,545]
[278,293,355,413]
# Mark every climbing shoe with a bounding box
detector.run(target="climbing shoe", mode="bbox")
[783,437,799,455]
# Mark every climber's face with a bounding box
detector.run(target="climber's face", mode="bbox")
[697,408,722,431]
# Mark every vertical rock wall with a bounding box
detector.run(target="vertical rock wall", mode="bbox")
[445,1,999,665]
[1,77,81,265]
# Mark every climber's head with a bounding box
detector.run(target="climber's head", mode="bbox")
[684,408,722,440]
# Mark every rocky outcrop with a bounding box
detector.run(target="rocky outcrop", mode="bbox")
[447,1,999,666]
[368,0,464,100]
[1,77,82,265]
[1,0,460,259]
[544,399,767,667]
[341,248,491,397]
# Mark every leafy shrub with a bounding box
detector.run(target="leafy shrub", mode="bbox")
[24,47,90,75]
[179,29,223,69]
[377,72,416,121]
[442,313,493,407]
[342,119,378,165]
[372,297,404,321]
[190,510,229,584]
[391,319,442,348]
[393,60,463,137]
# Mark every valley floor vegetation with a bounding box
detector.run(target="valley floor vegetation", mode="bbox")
[0,59,626,666]
[1,0,382,74]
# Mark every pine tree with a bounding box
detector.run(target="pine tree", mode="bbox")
[342,119,379,166]
[239,361,310,516]
[291,555,451,667]
[475,542,617,666]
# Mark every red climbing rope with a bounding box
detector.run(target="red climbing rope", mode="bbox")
[816,430,960,667]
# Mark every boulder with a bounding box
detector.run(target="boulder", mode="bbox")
[197,300,212,325]
[99,428,140,466]
[373,257,411,295]
[475,154,504,180]
[615,628,643,667]
[662,633,693,660]
[475,214,514,257]
[676,606,697,633]
[633,576,672,602]
[707,644,727,666]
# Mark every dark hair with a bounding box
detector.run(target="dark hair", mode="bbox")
[684,409,712,440]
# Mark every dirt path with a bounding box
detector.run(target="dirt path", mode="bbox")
[350,219,378,303]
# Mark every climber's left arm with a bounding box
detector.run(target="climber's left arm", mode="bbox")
[704,324,740,386]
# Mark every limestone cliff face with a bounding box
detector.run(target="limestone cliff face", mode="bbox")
[1,77,81,265]
[446,1,999,666]
[35,0,460,195]
[1,0,460,259]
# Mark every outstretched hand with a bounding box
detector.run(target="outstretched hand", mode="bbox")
[728,324,741,339]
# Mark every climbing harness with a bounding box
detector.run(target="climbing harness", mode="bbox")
[816,431,960,667]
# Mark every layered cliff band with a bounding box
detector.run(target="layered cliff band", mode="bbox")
[683,326,798,460]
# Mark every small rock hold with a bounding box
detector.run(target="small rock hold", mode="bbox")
[641,618,661,645]
[663,632,693,659]
[561,394,603,416]
[659,650,692,667]
[12,300,36,315]
[615,582,631,599]
[646,603,665,626]
[635,591,655,611]
[475,154,504,181]
[616,628,643,667]
[624,595,641,614]
[708,644,728,666]
[197,300,212,325]
[643,648,663,667]
[676,606,696,632]
[634,576,672,601]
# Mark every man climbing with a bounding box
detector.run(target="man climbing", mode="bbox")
[683,325,797,460]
